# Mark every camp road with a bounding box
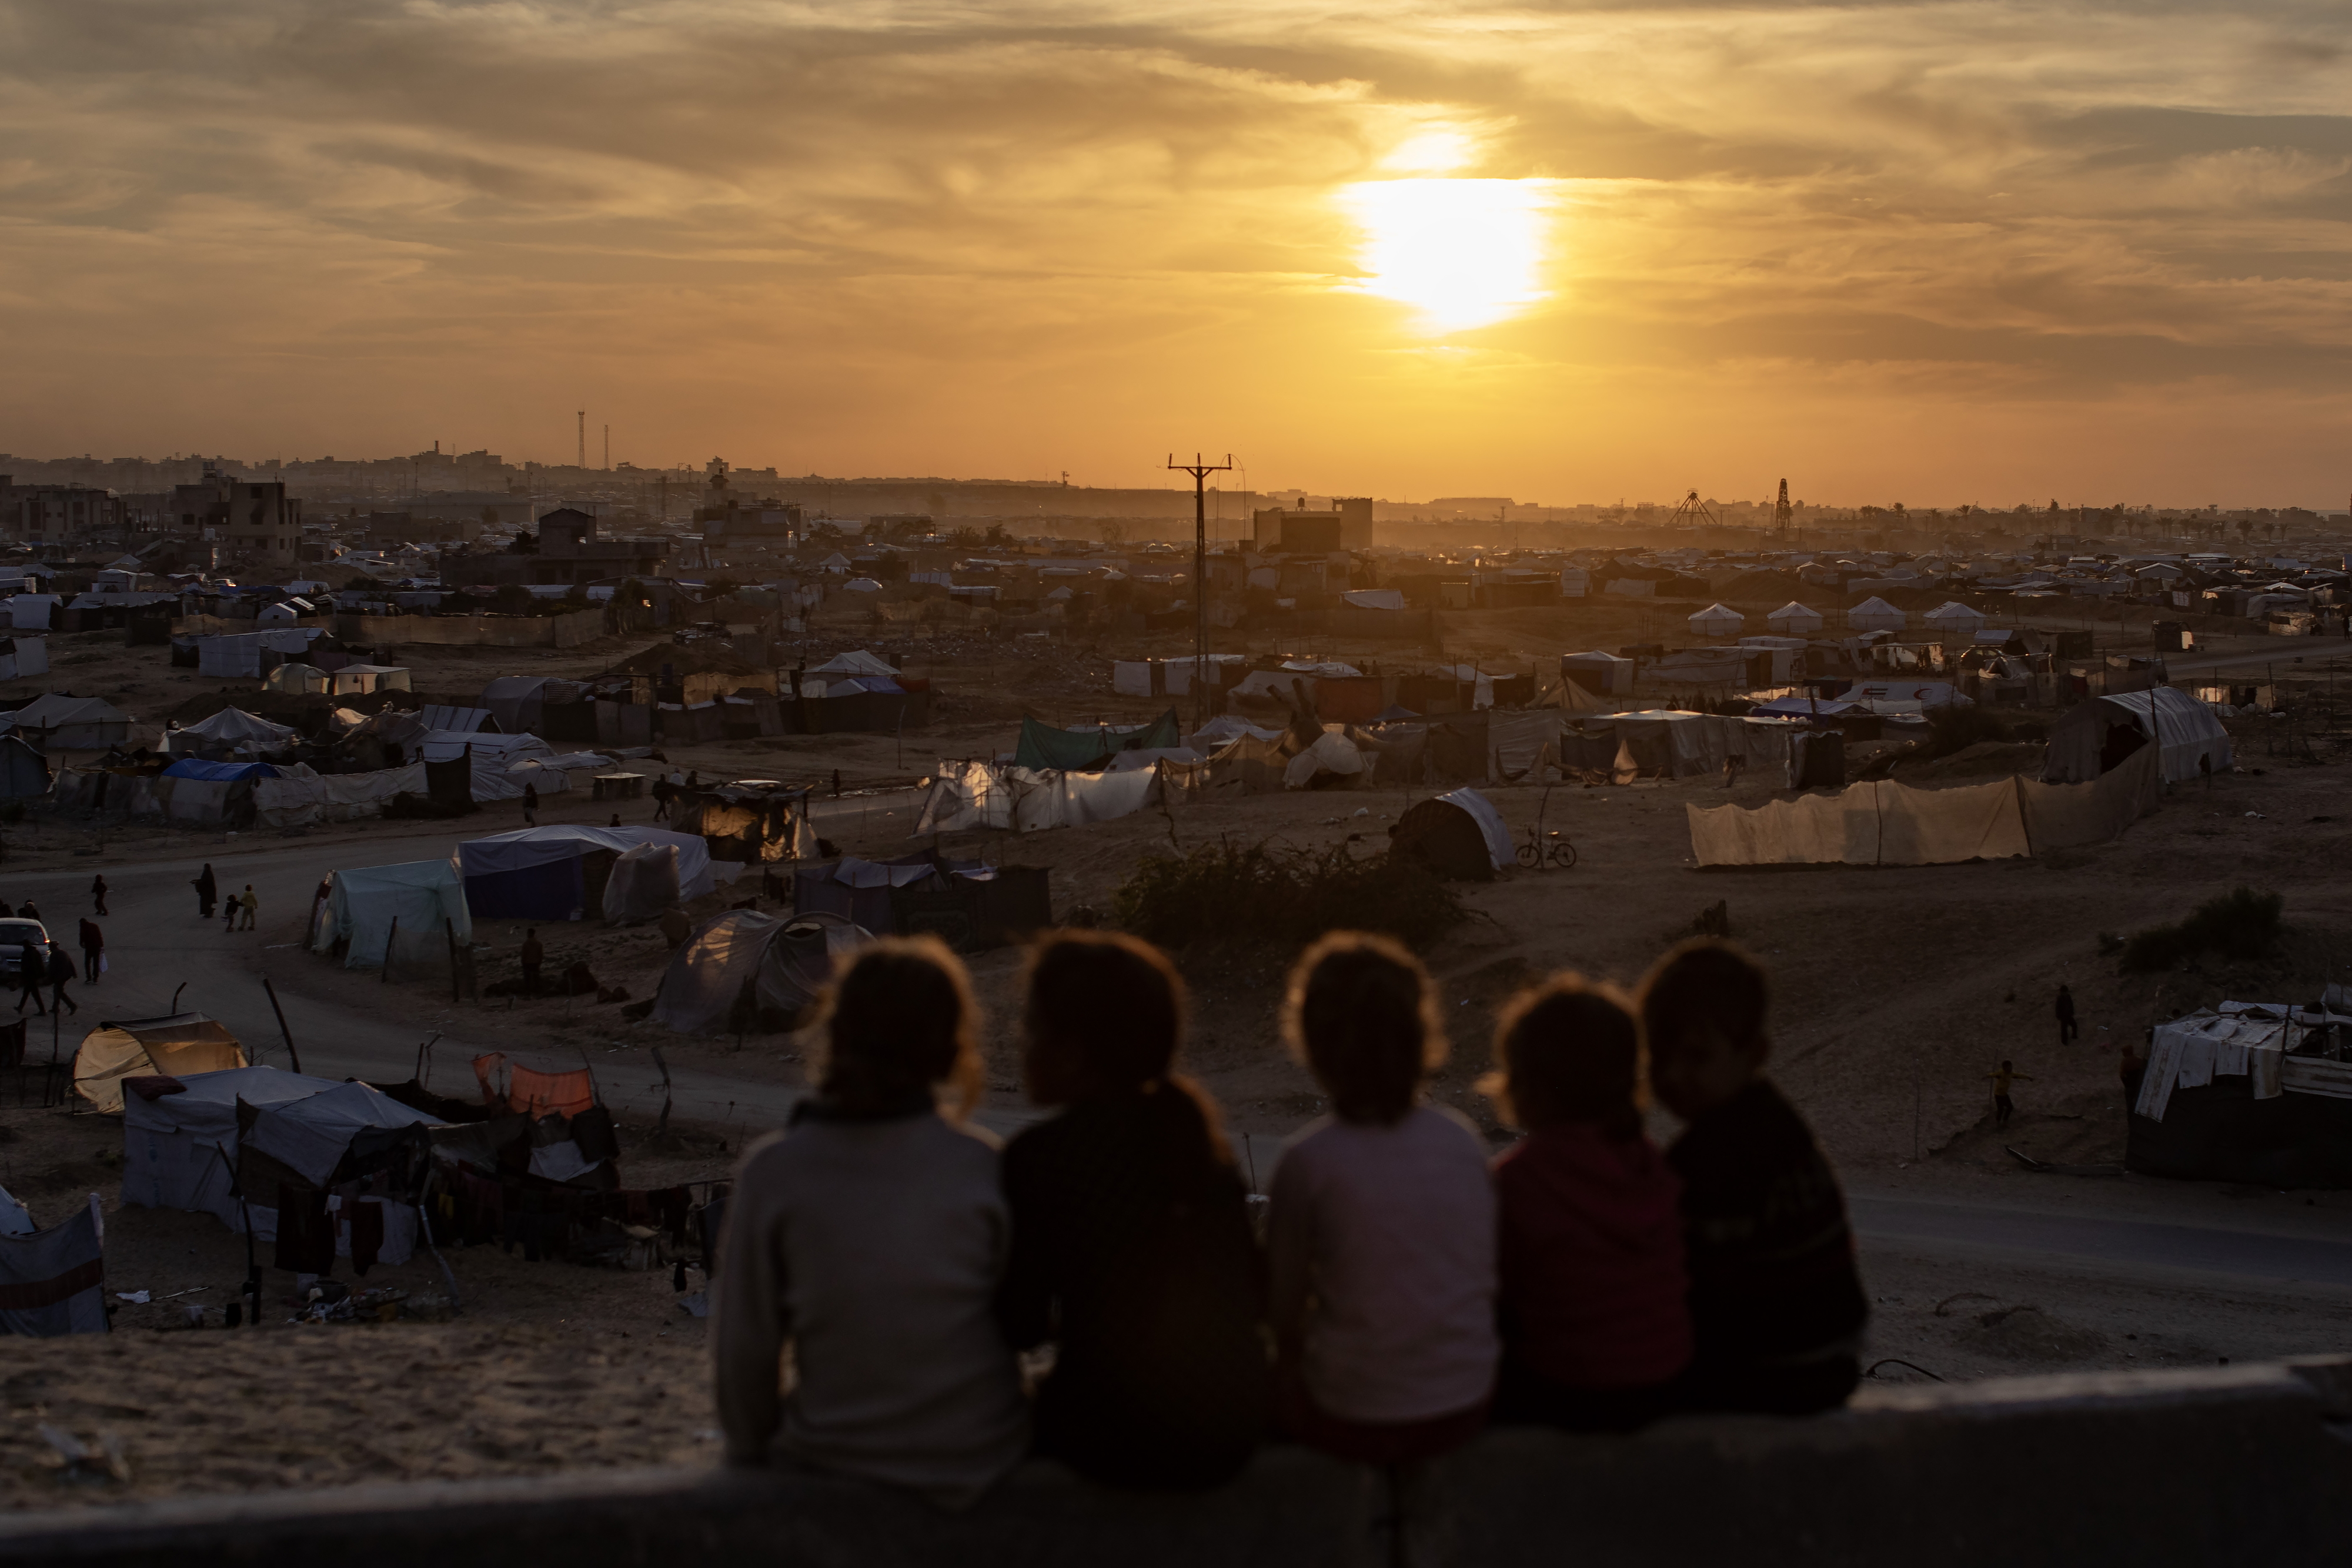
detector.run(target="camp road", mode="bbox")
[9,818,2352,1300]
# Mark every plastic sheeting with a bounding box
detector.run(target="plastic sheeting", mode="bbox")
[255,763,429,827]
[313,857,473,971]
[166,706,295,756]
[914,760,1168,834]
[2044,687,2232,785]
[1586,712,1799,782]
[1011,710,1181,771]
[459,825,714,912]
[1689,744,2160,868]
[650,911,868,1035]
[602,841,681,924]
[1283,730,1370,788]
[73,1015,248,1114]
[2137,1010,2299,1122]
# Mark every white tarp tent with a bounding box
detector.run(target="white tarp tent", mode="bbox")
[1444,787,1514,872]
[2044,687,2231,784]
[197,627,325,678]
[651,911,868,1035]
[914,760,1172,834]
[1283,730,1371,788]
[120,1065,436,1264]
[459,824,715,908]
[1561,653,1635,696]
[1766,601,1826,635]
[1687,603,1745,638]
[1846,596,1907,631]
[1,692,130,750]
[165,706,295,757]
[2133,1002,2352,1122]
[310,857,473,970]
[0,637,48,682]
[1923,601,1987,637]
[255,763,429,827]
[1,595,59,631]
[1341,589,1407,611]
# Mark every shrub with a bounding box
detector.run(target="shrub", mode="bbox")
[1111,838,1465,952]
[2120,887,2283,972]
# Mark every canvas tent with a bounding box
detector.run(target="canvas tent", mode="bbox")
[480,676,590,735]
[1846,596,1907,631]
[0,638,48,682]
[1388,788,1512,879]
[2044,687,2231,785]
[806,650,896,678]
[119,1065,439,1265]
[0,1198,106,1337]
[263,662,332,696]
[1561,653,1634,697]
[0,693,129,751]
[310,857,473,972]
[72,1013,248,1114]
[458,825,713,920]
[650,910,869,1035]
[165,706,295,758]
[1687,603,1745,638]
[1767,601,1826,635]
[1923,601,1987,638]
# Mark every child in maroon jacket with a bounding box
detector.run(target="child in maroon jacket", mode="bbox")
[1483,974,1690,1432]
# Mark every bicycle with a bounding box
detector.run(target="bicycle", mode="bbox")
[1516,787,1578,871]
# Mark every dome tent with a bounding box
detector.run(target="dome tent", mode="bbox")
[1766,601,1825,634]
[1686,603,1745,639]
[650,910,870,1035]
[1386,787,1512,880]
[1846,596,1907,632]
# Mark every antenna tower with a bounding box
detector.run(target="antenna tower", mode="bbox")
[1773,479,1793,538]
[1666,489,1719,529]
[576,412,586,469]
[603,424,610,470]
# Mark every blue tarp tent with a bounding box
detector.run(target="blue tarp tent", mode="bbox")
[161,758,279,781]
[458,825,714,921]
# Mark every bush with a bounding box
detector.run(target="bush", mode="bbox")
[2120,887,2283,972]
[1111,838,1465,952]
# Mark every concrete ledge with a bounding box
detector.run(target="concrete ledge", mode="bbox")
[2,1360,2346,1568]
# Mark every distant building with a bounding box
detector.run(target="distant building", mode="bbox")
[441,507,670,587]
[177,473,302,567]
[1252,496,1374,553]
[0,478,127,546]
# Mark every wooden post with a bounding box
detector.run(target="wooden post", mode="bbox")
[262,977,302,1075]
[446,918,459,1004]
[382,917,397,984]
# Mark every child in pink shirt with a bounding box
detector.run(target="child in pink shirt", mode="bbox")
[1484,974,1690,1431]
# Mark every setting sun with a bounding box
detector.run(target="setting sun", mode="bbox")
[1340,178,1559,335]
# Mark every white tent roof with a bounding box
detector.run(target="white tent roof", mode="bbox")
[1436,787,1514,872]
[459,825,714,901]
[173,706,295,745]
[807,650,897,677]
[1766,601,1825,631]
[2,693,131,734]
[1923,600,1986,625]
[317,857,473,969]
[419,730,551,764]
[1846,596,1907,631]
[841,577,884,593]
[1687,603,1745,635]
[2044,687,2231,785]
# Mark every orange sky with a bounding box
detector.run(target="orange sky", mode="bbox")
[3,1,2350,507]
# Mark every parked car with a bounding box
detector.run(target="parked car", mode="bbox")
[0,919,51,981]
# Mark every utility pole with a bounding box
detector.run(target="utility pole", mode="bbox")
[576,411,586,469]
[1168,452,1233,730]
[603,424,610,470]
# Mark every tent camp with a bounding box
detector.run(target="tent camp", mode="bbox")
[650,910,869,1034]
[1687,603,1745,639]
[72,1014,248,1114]
[1766,601,1826,635]
[2127,1002,2352,1186]
[119,1065,440,1265]
[165,706,295,758]
[310,856,473,971]
[1923,601,1988,638]
[1561,652,1635,696]
[1012,710,1182,771]
[1388,788,1513,879]
[2044,687,2231,784]
[1846,596,1907,631]
[481,676,589,735]
[0,693,130,751]
[458,825,713,920]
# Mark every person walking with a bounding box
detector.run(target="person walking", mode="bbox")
[222,888,241,932]
[519,929,543,995]
[13,938,44,1017]
[15,899,36,921]
[1987,1061,2033,1128]
[523,782,539,827]
[89,875,108,917]
[2056,984,2079,1046]
[238,885,258,932]
[77,919,102,985]
[45,943,77,1018]
[194,864,218,920]
[651,777,673,821]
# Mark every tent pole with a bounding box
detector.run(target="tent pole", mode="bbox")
[262,977,301,1074]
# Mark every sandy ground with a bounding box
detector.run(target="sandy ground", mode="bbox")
[2,596,2351,1509]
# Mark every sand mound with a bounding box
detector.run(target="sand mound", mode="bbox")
[1952,1305,2107,1363]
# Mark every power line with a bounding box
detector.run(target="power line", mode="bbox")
[1168,451,1233,730]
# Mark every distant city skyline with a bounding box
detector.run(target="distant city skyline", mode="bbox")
[4,2,2348,504]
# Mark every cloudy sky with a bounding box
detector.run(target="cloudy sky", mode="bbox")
[3,0,2350,505]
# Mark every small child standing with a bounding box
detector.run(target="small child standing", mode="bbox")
[1267,932,1496,1465]
[1483,975,1689,1432]
[1639,939,1868,1416]
[1987,1061,2033,1128]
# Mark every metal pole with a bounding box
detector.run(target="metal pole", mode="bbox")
[262,977,302,1074]
[1168,452,1232,732]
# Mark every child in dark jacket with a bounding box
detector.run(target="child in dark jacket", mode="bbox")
[1483,974,1689,1432]
[996,932,1269,1489]
[1639,939,1868,1415]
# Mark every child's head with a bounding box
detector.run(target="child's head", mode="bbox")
[1282,931,1445,1125]
[1638,938,1770,1120]
[2000,1058,2013,1071]
[1022,930,1185,1105]
[816,935,983,1119]
[1482,973,1644,1137]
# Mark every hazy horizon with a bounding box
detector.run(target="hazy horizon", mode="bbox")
[4,1,2349,507]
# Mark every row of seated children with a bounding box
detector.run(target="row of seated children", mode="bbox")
[711,930,1869,1507]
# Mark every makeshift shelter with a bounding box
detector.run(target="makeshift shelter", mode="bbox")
[2127,1004,2352,1186]
[0,637,48,682]
[1283,730,1371,789]
[806,650,896,678]
[119,1065,439,1264]
[650,911,870,1035]
[263,662,333,696]
[333,664,411,697]
[1388,788,1512,880]
[1923,601,1987,638]
[1561,653,1634,697]
[0,1198,106,1337]
[72,1014,247,1114]
[1012,710,1182,771]
[2043,687,2231,784]
[1687,603,1745,639]
[1,594,58,631]
[673,782,815,865]
[165,706,295,758]
[0,693,130,751]
[480,676,589,735]
[796,855,1052,950]
[310,857,473,972]
[458,825,713,920]
[1846,596,1907,631]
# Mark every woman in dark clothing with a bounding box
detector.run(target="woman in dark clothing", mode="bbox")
[996,932,1269,1490]
[193,864,217,919]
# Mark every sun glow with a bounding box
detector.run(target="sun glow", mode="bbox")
[1340,179,1558,334]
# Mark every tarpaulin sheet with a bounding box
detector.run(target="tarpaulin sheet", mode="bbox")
[316,857,473,969]
[1687,777,2030,867]
[459,825,713,903]
[1011,709,1180,771]
[0,1199,106,1336]
[256,763,429,828]
[162,758,278,782]
[914,760,1165,833]
[1489,712,1562,781]
[2045,686,2232,784]
[1283,730,1370,788]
